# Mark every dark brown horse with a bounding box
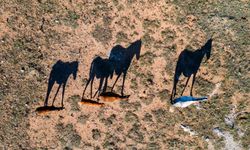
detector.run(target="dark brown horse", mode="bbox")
[82,56,115,100]
[170,39,212,103]
[44,60,79,107]
[108,40,142,96]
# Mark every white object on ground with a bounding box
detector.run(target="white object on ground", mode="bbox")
[213,127,242,150]
[180,124,197,136]
[209,82,221,98]
[172,96,208,108]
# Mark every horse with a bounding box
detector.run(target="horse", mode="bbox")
[170,38,212,103]
[108,39,142,96]
[44,60,79,107]
[82,56,115,100]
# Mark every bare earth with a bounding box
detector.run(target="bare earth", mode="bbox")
[0,0,249,149]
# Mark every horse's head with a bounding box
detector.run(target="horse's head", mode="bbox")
[202,38,212,61]
[128,39,142,60]
[71,61,79,80]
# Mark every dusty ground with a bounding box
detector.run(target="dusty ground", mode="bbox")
[0,0,249,149]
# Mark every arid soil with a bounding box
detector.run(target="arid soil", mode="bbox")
[0,0,249,149]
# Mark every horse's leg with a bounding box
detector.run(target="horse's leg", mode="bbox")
[93,89,99,98]
[82,78,91,100]
[90,78,94,98]
[170,74,181,103]
[103,77,108,93]
[111,74,121,92]
[93,79,100,98]
[44,79,55,106]
[98,78,104,97]
[170,61,182,103]
[121,72,127,96]
[181,76,191,96]
[52,84,62,106]
[61,83,66,108]
[190,73,197,96]
[170,79,177,103]
[94,78,104,98]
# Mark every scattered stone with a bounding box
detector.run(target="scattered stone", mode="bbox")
[180,124,197,136]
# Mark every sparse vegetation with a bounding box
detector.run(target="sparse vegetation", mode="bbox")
[56,123,82,148]
[69,95,81,112]
[0,0,249,149]
[161,28,176,43]
[63,10,80,28]
[92,25,112,44]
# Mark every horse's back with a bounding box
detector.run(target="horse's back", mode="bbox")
[92,57,114,78]
[50,61,66,81]
[110,46,126,61]
[178,49,198,77]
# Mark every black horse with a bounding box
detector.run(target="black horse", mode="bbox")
[82,56,115,100]
[170,39,212,103]
[44,60,79,107]
[108,39,142,96]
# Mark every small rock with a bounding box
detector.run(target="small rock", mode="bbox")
[28,70,39,78]
[169,107,174,113]
[213,127,224,137]
[237,129,244,137]
[20,67,25,73]
[77,115,89,124]
[180,124,197,136]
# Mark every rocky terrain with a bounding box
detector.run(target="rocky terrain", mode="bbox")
[0,0,249,149]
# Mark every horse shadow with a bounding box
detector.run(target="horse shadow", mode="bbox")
[79,99,105,106]
[170,38,213,104]
[99,92,130,102]
[108,39,142,96]
[43,60,79,108]
[81,56,115,101]
[81,39,142,101]
[36,105,64,114]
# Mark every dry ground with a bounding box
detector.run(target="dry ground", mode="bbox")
[0,0,249,149]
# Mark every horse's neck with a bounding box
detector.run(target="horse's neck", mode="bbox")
[126,49,136,61]
[194,49,205,62]
[67,64,75,76]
